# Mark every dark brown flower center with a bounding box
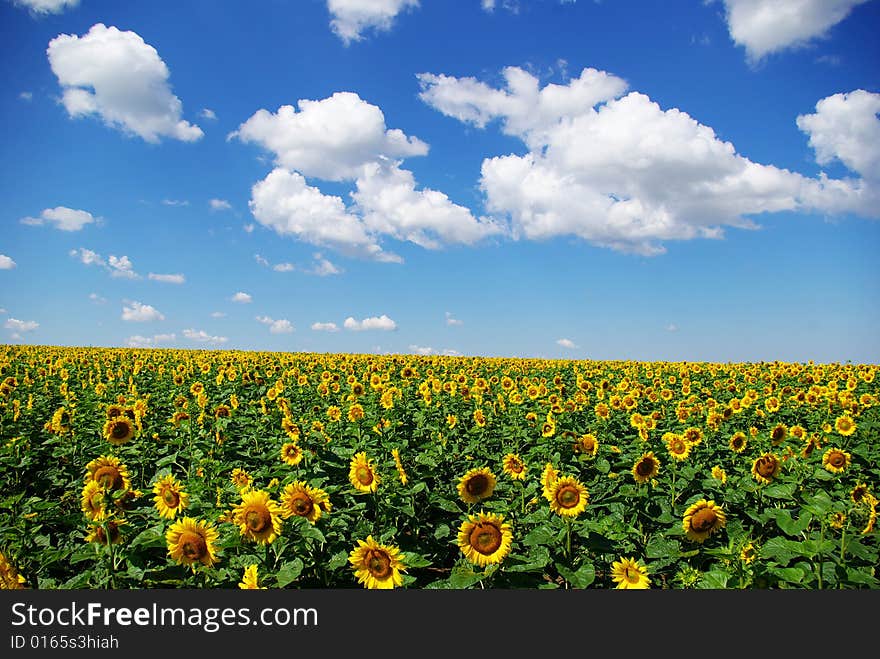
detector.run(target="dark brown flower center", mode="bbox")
[179,530,207,560]
[366,550,392,579]
[162,488,180,507]
[290,495,313,517]
[691,508,717,532]
[671,439,686,454]
[94,466,123,491]
[356,466,374,486]
[623,566,640,583]
[829,451,846,467]
[111,421,131,440]
[469,522,502,555]
[555,484,581,508]
[756,456,778,478]
[465,474,490,496]
[636,459,655,476]
[244,505,271,533]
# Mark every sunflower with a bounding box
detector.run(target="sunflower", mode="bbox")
[682,499,727,543]
[80,481,107,521]
[457,467,497,504]
[232,489,283,545]
[751,453,781,484]
[822,447,851,474]
[0,551,26,589]
[574,433,599,458]
[279,481,331,524]
[610,557,650,589]
[457,511,513,567]
[84,455,131,492]
[85,520,124,545]
[851,483,871,505]
[348,535,407,589]
[632,452,660,484]
[501,453,527,480]
[214,404,232,419]
[541,462,559,501]
[280,441,304,466]
[152,474,190,519]
[230,468,253,490]
[102,416,135,446]
[711,466,727,484]
[834,414,856,437]
[349,452,380,493]
[238,564,265,590]
[728,431,747,453]
[105,404,125,419]
[548,476,589,517]
[665,434,691,461]
[166,517,220,569]
[391,448,408,485]
[683,426,703,446]
[740,542,757,565]
[770,423,788,446]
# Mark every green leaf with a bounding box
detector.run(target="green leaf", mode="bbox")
[555,561,595,588]
[645,537,681,559]
[448,565,486,589]
[845,568,880,587]
[433,524,450,540]
[505,547,551,573]
[276,559,304,588]
[803,492,834,517]
[326,550,349,571]
[763,483,796,499]
[760,537,797,565]
[697,571,729,589]
[403,552,432,569]
[767,566,807,585]
[522,526,556,547]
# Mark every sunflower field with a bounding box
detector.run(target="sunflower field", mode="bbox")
[1,344,878,590]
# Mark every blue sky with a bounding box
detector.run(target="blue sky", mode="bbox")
[1,0,879,363]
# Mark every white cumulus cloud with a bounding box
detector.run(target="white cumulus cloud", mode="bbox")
[256,315,294,334]
[419,65,879,256]
[0,255,16,269]
[121,301,165,322]
[230,291,252,304]
[344,314,397,331]
[107,254,139,279]
[556,338,577,349]
[20,206,97,231]
[47,23,203,143]
[326,0,419,44]
[721,0,871,64]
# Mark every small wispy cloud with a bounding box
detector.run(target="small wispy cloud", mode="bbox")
[148,272,185,284]
[556,338,577,349]
[230,291,252,304]
[183,328,227,345]
[161,199,190,207]
[445,311,463,326]
[311,322,339,332]
[209,198,231,211]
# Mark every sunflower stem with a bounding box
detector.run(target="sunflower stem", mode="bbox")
[565,517,572,560]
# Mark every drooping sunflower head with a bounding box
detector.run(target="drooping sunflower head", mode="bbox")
[86,520,125,545]
[84,455,131,492]
[230,468,253,490]
[105,404,125,420]
[457,511,513,567]
[502,453,527,480]
[152,474,190,519]
[851,483,871,505]
[632,452,661,484]
[751,453,781,485]
[456,467,497,504]
[549,476,589,518]
[232,489,283,545]
[822,447,851,474]
[348,451,380,493]
[391,448,408,485]
[80,481,107,521]
[166,517,220,570]
[610,557,650,589]
[682,499,727,543]
[102,416,135,446]
[541,462,559,501]
[279,481,331,524]
[348,535,407,589]
[280,441,304,466]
